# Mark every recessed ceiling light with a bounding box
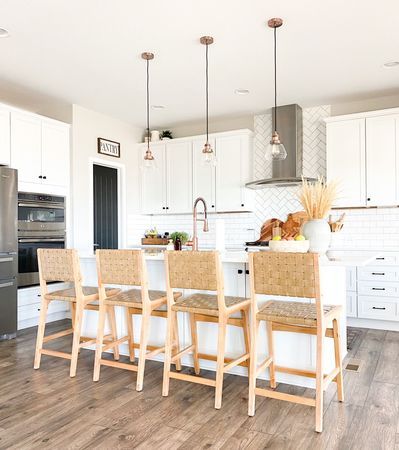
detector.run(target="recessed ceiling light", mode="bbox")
[383,61,399,68]
[235,89,250,95]
[0,28,10,38]
[152,105,165,110]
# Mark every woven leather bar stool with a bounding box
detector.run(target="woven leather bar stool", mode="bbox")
[163,251,251,409]
[93,249,182,391]
[247,252,344,433]
[34,248,120,377]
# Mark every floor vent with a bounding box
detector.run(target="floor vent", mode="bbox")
[345,362,360,372]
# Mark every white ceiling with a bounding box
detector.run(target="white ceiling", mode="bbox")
[0,0,398,127]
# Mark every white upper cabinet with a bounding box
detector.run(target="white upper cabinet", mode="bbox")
[140,143,166,214]
[10,109,70,190]
[366,115,399,207]
[41,121,70,187]
[10,112,42,184]
[192,138,216,211]
[215,133,252,212]
[166,140,192,214]
[326,118,366,207]
[327,109,399,208]
[0,107,10,166]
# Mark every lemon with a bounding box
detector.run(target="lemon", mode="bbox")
[295,234,305,241]
[272,236,282,241]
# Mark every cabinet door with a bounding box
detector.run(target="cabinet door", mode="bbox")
[326,119,366,207]
[346,292,357,318]
[366,115,399,207]
[0,108,10,165]
[215,135,246,212]
[10,112,42,184]
[223,263,246,297]
[41,121,70,187]
[192,138,216,211]
[166,141,192,214]
[140,143,166,214]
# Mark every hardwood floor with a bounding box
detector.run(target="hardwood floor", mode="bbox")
[0,321,397,449]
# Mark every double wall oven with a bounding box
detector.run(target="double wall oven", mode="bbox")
[18,192,66,288]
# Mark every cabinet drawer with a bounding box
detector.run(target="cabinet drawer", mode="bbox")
[369,253,399,266]
[358,281,399,297]
[18,300,68,321]
[346,291,357,317]
[358,267,399,283]
[358,296,397,321]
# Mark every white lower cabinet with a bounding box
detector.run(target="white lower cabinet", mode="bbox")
[18,284,70,330]
[346,292,357,318]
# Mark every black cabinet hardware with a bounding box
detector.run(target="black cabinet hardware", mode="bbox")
[371,287,385,291]
[367,197,371,201]
[238,269,243,274]
[372,272,385,276]
[162,207,166,210]
[43,176,47,179]
[372,306,386,310]
[166,207,169,210]
[376,257,385,260]
[211,205,215,208]
[246,270,249,275]
[38,175,42,179]
[241,204,244,207]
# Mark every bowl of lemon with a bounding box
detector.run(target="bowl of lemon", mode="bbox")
[268,235,310,253]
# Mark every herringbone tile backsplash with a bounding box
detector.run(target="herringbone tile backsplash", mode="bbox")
[253,105,331,231]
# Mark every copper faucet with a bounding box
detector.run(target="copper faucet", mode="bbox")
[187,197,209,251]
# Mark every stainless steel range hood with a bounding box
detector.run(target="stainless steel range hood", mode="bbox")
[246,104,316,189]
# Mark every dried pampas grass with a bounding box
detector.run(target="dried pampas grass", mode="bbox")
[298,177,338,219]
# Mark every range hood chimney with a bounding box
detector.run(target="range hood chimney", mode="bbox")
[246,104,316,188]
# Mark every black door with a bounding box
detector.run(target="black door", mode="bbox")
[93,164,118,251]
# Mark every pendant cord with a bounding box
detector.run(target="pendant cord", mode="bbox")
[274,26,277,132]
[146,58,150,150]
[205,42,209,144]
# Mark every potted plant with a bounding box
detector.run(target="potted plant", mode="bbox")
[170,231,189,245]
[298,177,338,254]
[161,130,173,140]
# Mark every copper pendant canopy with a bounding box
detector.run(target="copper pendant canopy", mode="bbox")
[200,36,214,45]
[141,52,154,61]
[267,18,283,28]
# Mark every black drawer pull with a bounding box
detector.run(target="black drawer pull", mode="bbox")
[371,287,385,291]
[246,270,249,275]
[372,272,385,276]
[376,257,385,260]
[372,306,386,310]
[238,269,243,274]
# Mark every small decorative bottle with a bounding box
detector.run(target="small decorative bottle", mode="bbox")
[174,237,182,251]
[166,239,174,250]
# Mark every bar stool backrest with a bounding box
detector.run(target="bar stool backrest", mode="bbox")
[249,252,322,319]
[37,248,81,284]
[96,249,144,287]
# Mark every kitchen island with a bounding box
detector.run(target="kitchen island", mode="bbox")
[78,250,377,388]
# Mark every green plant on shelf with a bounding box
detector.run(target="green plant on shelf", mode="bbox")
[161,129,173,140]
[170,231,189,245]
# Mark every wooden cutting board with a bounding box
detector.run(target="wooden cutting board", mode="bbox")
[281,211,308,238]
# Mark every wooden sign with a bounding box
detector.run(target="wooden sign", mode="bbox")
[97,137,120,158]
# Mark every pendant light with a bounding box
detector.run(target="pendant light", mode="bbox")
[142,51,156,169]
[265,18,287,161]
[200,36,216,166]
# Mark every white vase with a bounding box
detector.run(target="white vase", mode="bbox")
[151,130,160,141]
[302,219,331,254]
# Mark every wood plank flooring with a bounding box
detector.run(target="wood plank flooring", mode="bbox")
[0,320,397,449]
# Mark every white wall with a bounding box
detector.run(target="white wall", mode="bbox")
[71,105,143,254]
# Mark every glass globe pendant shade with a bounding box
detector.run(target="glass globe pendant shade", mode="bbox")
[265,131,287,161]
[142,147,157,170]
[202,142,217,166]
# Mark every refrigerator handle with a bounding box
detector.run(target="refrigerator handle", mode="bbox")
[0,257,13,263]
[0,281,14,289]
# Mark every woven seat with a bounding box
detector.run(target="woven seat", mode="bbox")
[105,289,181,309]
[45,286,120,302]
[257,300,339,327]
[172,293,249,317]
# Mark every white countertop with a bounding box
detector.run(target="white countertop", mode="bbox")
[80,249,379,267]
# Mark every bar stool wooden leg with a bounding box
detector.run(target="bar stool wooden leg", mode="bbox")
[70,302,76,328]
[172,312,182,372]
[215,318,227,409]
[248,319,259,416]
[70,302,84,378]
[107,306,119,361]
[333,318,344,402]
[266,321,276,389]
[242,309,251,373]
[34,298,50,369]
[162,310,175,397]
[93,303,107,382]
[189,313,200,375]
[125,308,135,362]
[315,328,324,433]
[136,311,150,392]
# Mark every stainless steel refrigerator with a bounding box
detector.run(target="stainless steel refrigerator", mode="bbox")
[0,167,18,340]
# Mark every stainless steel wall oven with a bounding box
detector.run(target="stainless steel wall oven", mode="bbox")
[18,192,66,287]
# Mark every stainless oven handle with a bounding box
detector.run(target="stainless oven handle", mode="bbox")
[18,238,65,243]
[0,281,13,289]
[18,202,65,209]
[0,257,13,263]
